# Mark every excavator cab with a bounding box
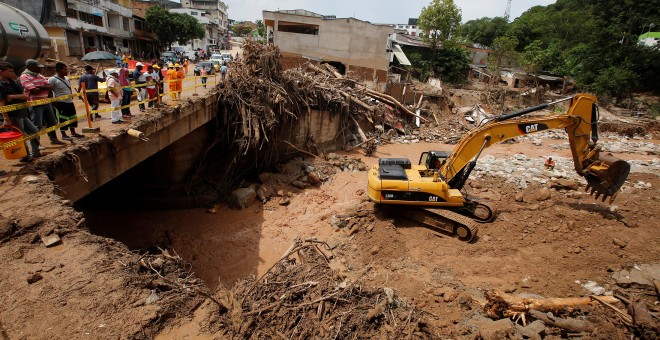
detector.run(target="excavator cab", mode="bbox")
[419,151,451,170]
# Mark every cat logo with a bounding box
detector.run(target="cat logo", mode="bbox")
[518,123,549,135]
[8,22,29,39]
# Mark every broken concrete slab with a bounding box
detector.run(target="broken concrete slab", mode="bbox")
[612,264,660,288]
[41,234,61,247]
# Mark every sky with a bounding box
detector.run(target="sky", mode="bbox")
[224,0,557,24]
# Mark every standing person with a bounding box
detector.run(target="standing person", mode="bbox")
[146,65,161,108]
[220,64,228,81]
[199,65,208,88]
[118,67,132,119]
[121,53,128,68]
[166,63,178,101]
[49,62,84,140]
[0,61,41,162]
[183,58,189,75]
[132,63,147,112]
[20,59,65,145]
[175,64,185,99]
[77,65,105,120]
[106,69,124,124]
[145,73,156,110]
[115,51,122,67]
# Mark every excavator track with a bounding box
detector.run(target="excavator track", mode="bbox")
[382,206,479,242]
[456,199,495,223]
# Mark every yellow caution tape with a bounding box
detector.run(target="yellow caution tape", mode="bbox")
[0,93,82,114]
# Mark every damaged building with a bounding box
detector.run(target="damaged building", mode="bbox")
[262,9,393,82]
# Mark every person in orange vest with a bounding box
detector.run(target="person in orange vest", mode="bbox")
[166,63,178,101]
[175,64,185,99]
[544,157,556,170]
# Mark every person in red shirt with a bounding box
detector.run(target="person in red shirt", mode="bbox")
[19,59,65,145]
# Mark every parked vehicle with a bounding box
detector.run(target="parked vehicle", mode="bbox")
[160,51,176,63]
[194,61,216,76]
[221,52,232,64]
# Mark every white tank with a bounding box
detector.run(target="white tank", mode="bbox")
[0,2,50,69]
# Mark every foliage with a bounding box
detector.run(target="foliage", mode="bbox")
[418,0,462,49]
[145,6,205,48]
[460,16,508,47]
[403,45,469,84]
[487,35,519,72]
[451,0,660,97]
[255,19,266,38]
[231,23,254,37]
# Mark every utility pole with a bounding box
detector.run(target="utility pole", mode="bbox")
[504,0,512,22]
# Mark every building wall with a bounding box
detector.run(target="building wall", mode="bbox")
[263,11,392,81]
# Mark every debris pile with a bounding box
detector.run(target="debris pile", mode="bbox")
[213,239,432,338]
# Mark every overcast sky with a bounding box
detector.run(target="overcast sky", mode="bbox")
[224,0,556,24]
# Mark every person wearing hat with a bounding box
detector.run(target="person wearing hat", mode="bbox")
[133,62,147,112]
[175,63,185,99]
[106,69,124,123]
[166,63,180,100]
[76,65,105,121]
[19,59,65,145]
[146,64,160,109]
[0,61,41,162]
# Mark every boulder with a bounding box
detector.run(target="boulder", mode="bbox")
[477,318,514,340]
[550,179,579,191]
[535,188,552,201]
[514,192,525,202]
[0,215,13,239]
[291,180,306,189]
[519,320,546,338]
[228,188,257,210]
[307,172,321,185]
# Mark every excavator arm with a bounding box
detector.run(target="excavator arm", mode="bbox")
[440,94,630,203]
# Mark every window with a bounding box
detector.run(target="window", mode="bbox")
[191,11,198,15]
[79,12,103,27]
[123,17,130,31]
[277,21,319,35]
[66,8,77,18]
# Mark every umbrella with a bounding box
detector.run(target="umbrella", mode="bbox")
[80,51,117,61]
[81,51,119,75]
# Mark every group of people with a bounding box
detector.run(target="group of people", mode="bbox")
[0,59,85,163]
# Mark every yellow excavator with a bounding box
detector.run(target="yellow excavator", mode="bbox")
[367,94,631,242]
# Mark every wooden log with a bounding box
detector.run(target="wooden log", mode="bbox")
[528,309,595,333]
[486,290,619,313]
[366,88,428,122]
[306,63,334,78]
[340,91,375,112]
[323,63,343,78]
[349,115,368,143]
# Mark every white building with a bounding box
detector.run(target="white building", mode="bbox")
[394,18,420,36]
[170,8,218,51]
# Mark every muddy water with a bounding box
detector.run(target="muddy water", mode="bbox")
[85,136,655,289]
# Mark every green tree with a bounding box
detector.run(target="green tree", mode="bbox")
[231,23,253,37]
[461,16,509,47]
[488,35,519,72]
[417,0,462,74]
[146,6,205,49]
[255,19,266,39]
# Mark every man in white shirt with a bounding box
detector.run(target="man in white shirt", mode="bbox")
[48,62,84,140]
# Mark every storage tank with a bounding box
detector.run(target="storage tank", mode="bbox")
[0,2,50,69]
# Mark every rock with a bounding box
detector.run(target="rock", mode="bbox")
[256,185,271,201]
[612,238,627,248]
[276,190,285,197]
[566,221,576,230]
[535,188,551,201]
[443,288,458,302]
[519,320,546,338]
[477,318,514,340]
[370,246,380,255]
[307,172,321,185]
[514,154,527,161]
[145,290,160,305]
[358,163,368,171]
[291,180,306,189]
[40,234,61,247]
[366,225,374,232]
[550,179,579,191]
[550,225,560,232]
[228,188,257,209]
[514,192,525,202]
[304,165,315,174]
[327,153,339,160]
[27,273,43,284]
[21,175,40,184]
[278,197,291,206]
[0,215,13,239]
[151,257,165,269]
[258,172,272,183]
[609,205,619,213]
[582,281,606,295]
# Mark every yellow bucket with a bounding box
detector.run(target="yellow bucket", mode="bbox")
[0,126,27,160]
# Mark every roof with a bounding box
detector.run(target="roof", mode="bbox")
[390,33,428,48]
[265,9,324,18]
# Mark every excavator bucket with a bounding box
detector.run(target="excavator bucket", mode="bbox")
[583,154,630,203]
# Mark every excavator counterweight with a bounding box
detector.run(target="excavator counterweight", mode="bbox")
[367,94,631,242]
